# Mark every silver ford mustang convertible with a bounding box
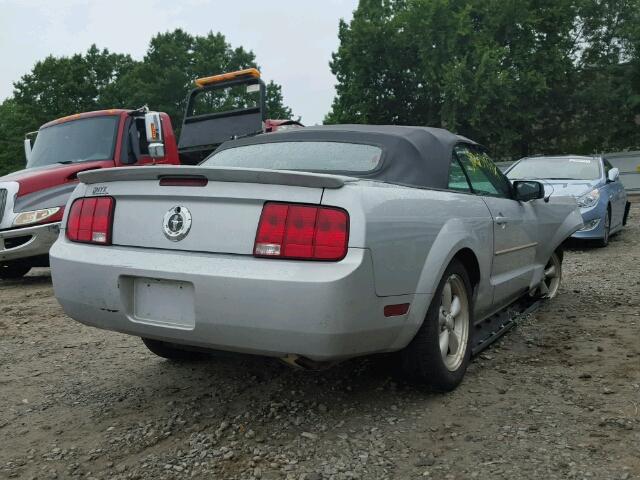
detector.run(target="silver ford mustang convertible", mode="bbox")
[50,125,582,391]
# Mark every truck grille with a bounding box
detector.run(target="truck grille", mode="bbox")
[0,188,7,223]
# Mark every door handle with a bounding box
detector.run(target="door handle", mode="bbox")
[496,216,508,226]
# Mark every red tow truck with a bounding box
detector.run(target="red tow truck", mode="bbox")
[0,68,301,278]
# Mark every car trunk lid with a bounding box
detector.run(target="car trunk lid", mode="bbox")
[78,166,354,255]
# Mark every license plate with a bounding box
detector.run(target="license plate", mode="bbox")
[132,278,195,329]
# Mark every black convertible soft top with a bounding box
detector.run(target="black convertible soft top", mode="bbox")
[211,124,477,190]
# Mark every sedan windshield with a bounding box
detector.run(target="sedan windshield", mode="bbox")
[202,141,383,174]
[28,116,119,168]
[507,157,601,181]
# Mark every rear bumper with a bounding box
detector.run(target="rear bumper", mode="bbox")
[50,239,421,361]
[0,222,60,262]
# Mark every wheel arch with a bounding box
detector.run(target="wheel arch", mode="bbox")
[554,245,564,262]
[548,207,583,258]
[451,247,480,290]
[412,217,491,297]
[390,233,489,352]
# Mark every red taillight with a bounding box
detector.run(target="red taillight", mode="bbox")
[66,197,115,245]
[254,202,349,261]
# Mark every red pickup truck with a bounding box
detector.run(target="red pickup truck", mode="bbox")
[0,69,301,278]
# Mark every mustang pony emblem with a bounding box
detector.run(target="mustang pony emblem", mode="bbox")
[163,206,192,241]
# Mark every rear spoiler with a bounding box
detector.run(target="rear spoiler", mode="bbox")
[178,68,266,165]
[77,166,355,189]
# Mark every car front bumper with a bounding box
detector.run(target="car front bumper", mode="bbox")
[50,239,421,361]
[571,202,607,240]
[0,222,60,262]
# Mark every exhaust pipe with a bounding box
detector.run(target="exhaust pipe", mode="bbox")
[280,354,336,371]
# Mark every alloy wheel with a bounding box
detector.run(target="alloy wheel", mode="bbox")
[438,274,470,372]
[539,253,562,299]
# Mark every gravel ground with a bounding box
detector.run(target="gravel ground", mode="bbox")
[1,215,639,480]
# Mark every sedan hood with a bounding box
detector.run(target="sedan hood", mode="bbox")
[0,160,111,197]
[542,179,600,198]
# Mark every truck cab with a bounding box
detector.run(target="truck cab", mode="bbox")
[0,108,179,278]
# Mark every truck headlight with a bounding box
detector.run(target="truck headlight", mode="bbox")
[13,207,61,226]
[577,189,600,208]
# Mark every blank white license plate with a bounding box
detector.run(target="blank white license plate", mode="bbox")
[132,278,195,329]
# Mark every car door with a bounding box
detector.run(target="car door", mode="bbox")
[455,144,540,308]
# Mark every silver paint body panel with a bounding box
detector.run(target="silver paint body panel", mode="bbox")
[50,171,582,360]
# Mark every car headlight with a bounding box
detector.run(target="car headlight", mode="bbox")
[13,207,61,227]
[577,188,600,208]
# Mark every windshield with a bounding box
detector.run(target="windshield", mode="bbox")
[28,116,119,168]
[203,141,383,173]
[507,157,601,181]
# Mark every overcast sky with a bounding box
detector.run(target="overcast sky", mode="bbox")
[0,0,357,125]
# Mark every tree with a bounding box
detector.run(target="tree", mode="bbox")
[0,30,293,175]
[265,81,293,119]
[0,99,31,174]
[0,45,135,174]
[114,29,292,130]
[13,45,136,128]
[327,0,640,159]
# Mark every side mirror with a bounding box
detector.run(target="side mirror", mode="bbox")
[24,138,32,163]
[23,130,37,163]
[607,167,619,183]
[145,112,165,159]
[513,180,545,202]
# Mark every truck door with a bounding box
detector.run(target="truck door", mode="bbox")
[455,144,539,308]
[119,116,174,166]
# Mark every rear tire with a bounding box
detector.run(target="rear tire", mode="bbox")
[398,259,472,391]
[141,338,207,361]
[0,261,32,279]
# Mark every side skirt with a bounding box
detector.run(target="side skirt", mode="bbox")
[471,297,541,356]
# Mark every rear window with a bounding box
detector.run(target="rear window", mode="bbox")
[202,141,383,173]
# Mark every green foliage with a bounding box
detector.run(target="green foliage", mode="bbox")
[0,45,134,175]
[13,45,136,127]
[0,99,30,174]
[265,81,293,120]
[0,30,293,175]
[327,0,640,159]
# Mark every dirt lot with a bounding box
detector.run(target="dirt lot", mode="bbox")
[1,216,639,480]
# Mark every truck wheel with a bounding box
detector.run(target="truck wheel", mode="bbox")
[0,261,32,279]
[398,259,472,391]
[141,338,207,361]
